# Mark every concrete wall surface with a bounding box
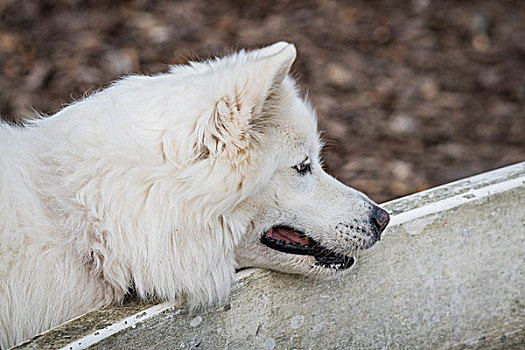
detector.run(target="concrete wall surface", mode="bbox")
[14,162,525,349]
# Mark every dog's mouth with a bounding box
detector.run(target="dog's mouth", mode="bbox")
[260,225,354,270]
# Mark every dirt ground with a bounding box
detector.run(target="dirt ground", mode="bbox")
[1,0,523,202]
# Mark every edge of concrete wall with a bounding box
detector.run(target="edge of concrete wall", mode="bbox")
[13,162,525,349]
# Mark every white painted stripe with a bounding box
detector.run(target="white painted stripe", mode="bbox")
[57,164,525,349]
[388,175,524,228]
[59,302,177,350]
[235,267,261,281]
[384,162,524,208]
[58,267,269,350]
[58,267,266,350]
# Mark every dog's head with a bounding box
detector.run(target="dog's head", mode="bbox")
[167,42,390,277]
[214,43,390,277]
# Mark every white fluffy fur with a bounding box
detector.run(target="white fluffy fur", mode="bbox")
[0,42,384,348]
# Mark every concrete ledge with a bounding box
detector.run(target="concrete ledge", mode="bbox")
[14,162,525,349]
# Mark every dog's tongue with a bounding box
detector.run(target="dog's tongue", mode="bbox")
[267,227,311,245]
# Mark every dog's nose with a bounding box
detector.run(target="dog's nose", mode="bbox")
[372,206,390,232]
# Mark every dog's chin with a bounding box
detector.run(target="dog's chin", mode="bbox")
[259,225,356,272]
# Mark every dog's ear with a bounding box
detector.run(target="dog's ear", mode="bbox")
[245,41,297,91]
[194,42,296,160]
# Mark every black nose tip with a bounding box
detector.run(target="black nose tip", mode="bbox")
[372,206,390,232]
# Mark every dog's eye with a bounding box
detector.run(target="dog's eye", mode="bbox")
[293,158,312,175]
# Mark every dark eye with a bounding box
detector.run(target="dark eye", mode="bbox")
[293,158,312,175]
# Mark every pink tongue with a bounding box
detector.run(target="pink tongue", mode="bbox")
[267,227,311,245]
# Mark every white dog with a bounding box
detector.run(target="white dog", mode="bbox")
[0,42,389,348]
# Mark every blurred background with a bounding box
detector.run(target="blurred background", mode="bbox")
[0,0,523,203]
